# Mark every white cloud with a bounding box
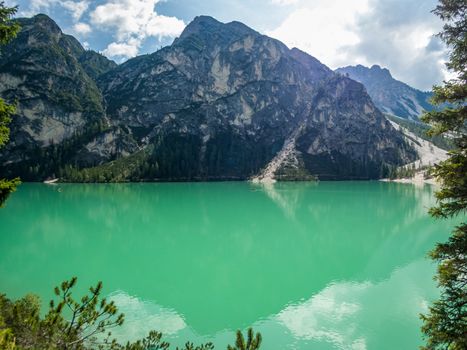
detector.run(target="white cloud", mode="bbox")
[266,0,369,69]
[266,0,447,90]
[15,0,52,17]
[270,0,299,6]
[277,281,368,348]
[90,0,185,60]
[12,0,185,61]
[90,0,184,42]
[108,291,186,342]
[103,39,141,59]
[276,260,437,349]
[73,22,91,35]
[18,0,89,21]
[145,14,187,38]
[346,0,447,90]
[16,0,447,89]
[61,1,89,21]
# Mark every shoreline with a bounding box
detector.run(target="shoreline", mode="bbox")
[380,171,440,186]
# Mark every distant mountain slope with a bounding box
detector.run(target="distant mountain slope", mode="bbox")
[387,119,447,170]
[385,115,454,151]
[0,14,417,182]
[336,64,433,120]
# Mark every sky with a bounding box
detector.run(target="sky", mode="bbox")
[5,0,449,91]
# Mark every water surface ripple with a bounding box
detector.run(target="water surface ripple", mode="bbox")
[0,182,455,349]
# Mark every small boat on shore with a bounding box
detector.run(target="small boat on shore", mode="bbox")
[43,178,59,184]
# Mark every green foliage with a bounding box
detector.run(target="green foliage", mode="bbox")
[0,278,126,350]
[227,329,262,350]
[48,277,125,349]
[0,1,19,47]
[78,50,117,80]
[385,163,435,180]
[0,178,21,207]
[0,278,262,350]
[0,98,14,148]
[203,131,278,180]
[427,148,467,219]
[0,120,109,181]
[274,163,317,181]
[61,147,151,183]
[150,133,202,180]
[0,293,42,348]
[420,225,467,350]
[420,1,467,349]
[0,101,20,205]
[60,130,278,183]
[175,342,214,350]
[0,2,20,206]
[0,327,15,350]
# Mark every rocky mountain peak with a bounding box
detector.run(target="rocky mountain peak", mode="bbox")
[178,15,221,38]
[29,13,62,33]
[343,64,393,81]
[11,14,84,58]
[175,15,259,49]
[370,64,393,79]
[336,64,433,120]
[0,14,417,182]
[14,14,64,45]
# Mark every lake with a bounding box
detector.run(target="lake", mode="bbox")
[0,182,455,349]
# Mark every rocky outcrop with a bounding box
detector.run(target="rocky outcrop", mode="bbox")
[335,64,433,120]
[0,14,416,181]
[0,14,131,179]
[388,120,447,169]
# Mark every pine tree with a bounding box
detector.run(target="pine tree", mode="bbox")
[0,2,20,206]
[420,1,467,349]
[227,328,262,350]
[0,278,261,350]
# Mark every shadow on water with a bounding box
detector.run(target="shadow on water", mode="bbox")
[0,182,456,349]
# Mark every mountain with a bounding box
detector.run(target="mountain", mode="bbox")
[335,64,433,120]
[0,14,137,177]
[0,14,416,181]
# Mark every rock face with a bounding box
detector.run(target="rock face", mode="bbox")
[336,64,433,120]
[0,14,416,181]
[0,14,103,148]
[0,14,136,179]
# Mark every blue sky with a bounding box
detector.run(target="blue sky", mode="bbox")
[6,0,448,90]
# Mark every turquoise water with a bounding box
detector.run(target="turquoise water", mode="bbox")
[0,182,455,349]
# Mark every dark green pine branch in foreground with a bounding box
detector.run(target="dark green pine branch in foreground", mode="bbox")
[0,277,262,350]
[420,1,467,349]
[227,328,262,350]
[0,1,20,206]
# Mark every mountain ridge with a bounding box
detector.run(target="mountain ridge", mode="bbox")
[336,64,433,120]
[0,14,416,181]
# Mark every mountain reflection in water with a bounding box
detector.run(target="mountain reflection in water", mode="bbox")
[0,182,455,350]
